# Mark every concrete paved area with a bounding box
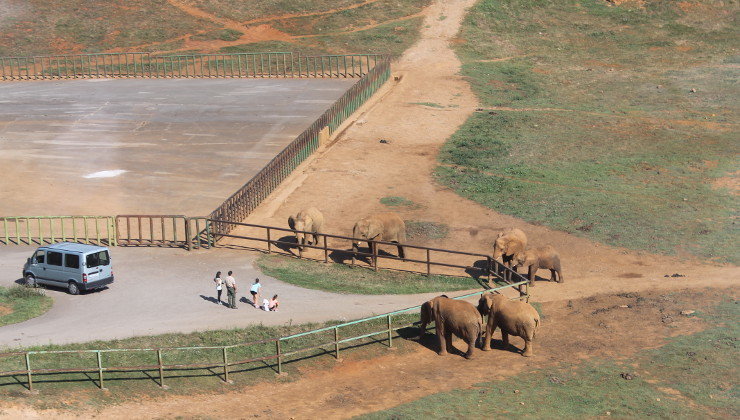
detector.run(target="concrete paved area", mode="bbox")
[0,246,465,349]
[0,78,354,216]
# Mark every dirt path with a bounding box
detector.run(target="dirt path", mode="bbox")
[232,0,738,306]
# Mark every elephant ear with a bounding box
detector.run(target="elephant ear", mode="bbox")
[288,215,297,231]
[366,219,384,240]
[420,300,433,324]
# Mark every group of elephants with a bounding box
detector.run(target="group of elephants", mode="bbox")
[288,209,564,287]
[419,293,539,358]
[287,209,565,358]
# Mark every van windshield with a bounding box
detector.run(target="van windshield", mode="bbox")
[86,251,110,267]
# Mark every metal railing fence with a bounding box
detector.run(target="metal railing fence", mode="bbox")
[208,56,391,233]
[0,216,116,246]
[205,219,526,290]
[0,282,527,392]
[0,52,385,80]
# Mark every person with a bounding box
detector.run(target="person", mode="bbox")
[261,298,270,311]
[213,271,223,304]
[224,271,237,309]
[250,278,262,308]
[268,294,279,311]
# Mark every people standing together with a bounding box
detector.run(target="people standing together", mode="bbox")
[212,271,279,311]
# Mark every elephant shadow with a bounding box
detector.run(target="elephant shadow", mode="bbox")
[328,246,398,265]
[465,259,491,281]
[484,337,529,355]
[274,235,299,254]
[412,326,477,358]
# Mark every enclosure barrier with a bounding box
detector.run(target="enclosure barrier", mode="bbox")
[204,219,530,292]
[0,52,385,80]
[0,216,116,246]
[0,282,527,392]
[208,55,391,235]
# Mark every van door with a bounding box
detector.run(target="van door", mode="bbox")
[28,250,46,285]
[85,250,111,283]
[44,251,66,285]
[63,253,82,283]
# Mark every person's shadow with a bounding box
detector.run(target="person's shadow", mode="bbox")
[200,294,226,306]
[239,296,257,307]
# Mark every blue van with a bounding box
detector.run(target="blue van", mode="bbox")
[22,242,114,295]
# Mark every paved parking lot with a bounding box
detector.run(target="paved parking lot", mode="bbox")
[0,247,449,348]
[0,78,353,216]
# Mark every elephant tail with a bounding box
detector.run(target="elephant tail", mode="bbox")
[532,317,540,339]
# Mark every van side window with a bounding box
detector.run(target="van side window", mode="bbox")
[34,250,45,264]
[47,251,63,266]
[86,251,110,267]
[65,254,80,269]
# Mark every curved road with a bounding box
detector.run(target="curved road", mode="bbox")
[0,246,469,349]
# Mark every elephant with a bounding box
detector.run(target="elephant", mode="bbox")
[492,228,528,282]
[288,207,324,252]
[351,212,406,266]
[477,292,539,357]
[513,245,563,287]
[419,295,483,359]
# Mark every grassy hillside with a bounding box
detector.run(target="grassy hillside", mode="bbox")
[0,0,430,57]
[438,0,739,262]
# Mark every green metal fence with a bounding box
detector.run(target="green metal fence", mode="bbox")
[0,52,385,80]
[0,282,527,391]
[0,216,116,246]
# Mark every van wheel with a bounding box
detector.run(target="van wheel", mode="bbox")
[67,282,80,295]
[24,274,37,288]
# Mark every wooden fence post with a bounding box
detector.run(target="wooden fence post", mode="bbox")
[426,249,431,277]
[266,228,272,254]
[185,218,192,251]
[97,351,105,390]
[334,327,340,360]
[276,340,283,374]
[222,347,230,383]
[372,241,378,271]
[25,353,33,392]
[157,349,165,388]
[387,315,393,347]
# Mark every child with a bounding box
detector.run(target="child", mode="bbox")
[213,271,223,303]
[250,278,262,308]
[261,298,270,311]
[268,294,279,311]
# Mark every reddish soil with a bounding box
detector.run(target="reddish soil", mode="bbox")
[0,305,12,317]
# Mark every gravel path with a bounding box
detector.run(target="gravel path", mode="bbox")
[0,246,464,349]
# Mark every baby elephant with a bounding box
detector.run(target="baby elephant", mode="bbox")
[478,293,539,357]
[513,245,563,287]
[419,295,483,359]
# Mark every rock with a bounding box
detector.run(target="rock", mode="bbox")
[680,310,695,316]
[620,372,634,380]
[514,389,520,394]
[690,88,696,93]
[550,376,565,385]
[379,139,390,144]
[619,305,630,308]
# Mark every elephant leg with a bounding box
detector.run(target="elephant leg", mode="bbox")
[522,331,535,357]
[556,268,564,283]
[436,324,448,356]
[482,321,496,351]
[464,334,476,359]
[528,266,538,287]
[444,330,455,354]
[397,243,405,260]
[501,331,510,349]
[549,268,557,282]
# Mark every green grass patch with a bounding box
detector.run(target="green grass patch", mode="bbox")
[410,102,446,108]
[361,299,740,419]
[256,254,483,294]
[0,309,420,409]
[380,196,421,209]
[440,0,740,263]
[0,286,53,328]
[405,221,449,240]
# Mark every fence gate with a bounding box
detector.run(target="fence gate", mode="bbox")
[115,215,190,248]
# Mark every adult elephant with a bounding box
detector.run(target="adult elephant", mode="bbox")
[513,245,563,286]
[351,212,406,266]
[478,292,539,357]
[288,207,324,252]
[419,295,482,359]
[492,228,528,282]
